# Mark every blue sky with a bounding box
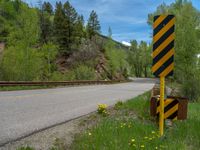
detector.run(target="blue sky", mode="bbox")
[24,0,200,44]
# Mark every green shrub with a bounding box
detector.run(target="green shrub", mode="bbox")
[50,65,96,81]
[114,101,123,110]
[50,72,65,81]
[62,70,77,81]
[73,65,96,80]
[1,45,43,81]
[1,42,58,81]
[181,73,200,102]
[39,43,58,80]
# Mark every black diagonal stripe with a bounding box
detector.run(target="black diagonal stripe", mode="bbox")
[154,15,160,22]
[153,15,174,36]
[153,56,174,76]
[153,40,174,65]
[167,110,178,119]
[166,70,174,77]
[164,100,178,113]
[153,25,174,51]
[157,100,160,107]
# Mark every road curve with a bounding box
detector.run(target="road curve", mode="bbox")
[0,79,155,146]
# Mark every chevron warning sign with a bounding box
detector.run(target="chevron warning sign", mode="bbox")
[152,15,175,77]
[156,98,178,121]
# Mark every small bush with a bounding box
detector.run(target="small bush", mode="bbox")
[73,65,96,80]
[114,101,123,110]
[181,77,200,102]
[50,72,65,81]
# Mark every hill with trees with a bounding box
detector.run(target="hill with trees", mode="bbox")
[0,0,152,82]
[0,0,200,101]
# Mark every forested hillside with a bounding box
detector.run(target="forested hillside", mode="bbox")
[0,0,153,82]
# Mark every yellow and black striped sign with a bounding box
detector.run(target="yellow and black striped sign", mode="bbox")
[156,98,178,120]
[152,15,175,77]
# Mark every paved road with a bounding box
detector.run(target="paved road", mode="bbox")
[0,79,155,146]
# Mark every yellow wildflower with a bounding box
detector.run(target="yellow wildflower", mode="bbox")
[88,132,92,136]
[141,145,145,148]
[131,139,135,142]
[97,103,108,115]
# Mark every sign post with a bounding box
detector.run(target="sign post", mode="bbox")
[152,15,175,136]
[159,76,165,136]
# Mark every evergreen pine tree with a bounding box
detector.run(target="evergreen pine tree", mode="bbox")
[42,2,53,15]
[53,2,67,54]
[86,10,101,39]
[54,1,84,55]
[74,15,85,45]
[13,0,21,12]
[63,1,78,53]
[39,1,53,44]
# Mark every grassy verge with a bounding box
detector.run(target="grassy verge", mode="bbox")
[0,85,55,91]
[71,92,200,150]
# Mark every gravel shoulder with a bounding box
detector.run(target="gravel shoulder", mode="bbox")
[1,113,92,150]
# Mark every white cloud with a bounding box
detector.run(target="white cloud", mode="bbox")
[122,41,131,47]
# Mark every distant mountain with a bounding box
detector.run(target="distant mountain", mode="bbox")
[99,34,130,50]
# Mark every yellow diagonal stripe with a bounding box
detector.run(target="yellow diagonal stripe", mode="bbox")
[153,16,166,29]
[164,104,178,119]
[165,99,173,108]
[173,117,177,121]
[153,18,175,43]
[153,33,175,58]
[152,49,174,72]
[156,99,174,114]
[159,62,174,77]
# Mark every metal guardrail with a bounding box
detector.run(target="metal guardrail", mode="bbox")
[0,80,124,87]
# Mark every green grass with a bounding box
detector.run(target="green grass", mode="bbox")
[0,85,54,91]
[71,92,200,150]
